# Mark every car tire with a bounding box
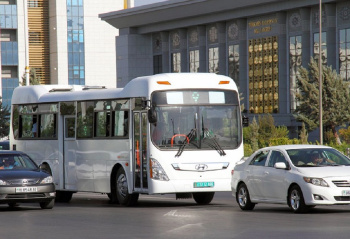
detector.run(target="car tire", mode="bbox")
[8,203,18,208]
[192,192,215,205]
[116,167,139,206]
[236,183,255,210]
[288,185,309,213]
[40,199,55,209]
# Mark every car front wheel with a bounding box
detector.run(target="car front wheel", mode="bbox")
[40,199,55,209]
[288,185,309,213]
[236,183,255,210]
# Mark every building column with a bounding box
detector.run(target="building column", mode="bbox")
[116,28,153,87]
[237,18,248,111]
[300,8,311,69]
[277,12,287,114]
[218,22,226,75]
[198,26,207,72]
[161,32,170,73]
[326,3,336,69]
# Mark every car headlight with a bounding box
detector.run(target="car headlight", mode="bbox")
[0,179,9,185]
[150,158,169,181]
[40,176,53,184]
[303,177,329,187]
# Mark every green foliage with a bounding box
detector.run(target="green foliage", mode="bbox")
[299,122,308,144]
[244,144,253,157]
[243,114,292,155]
[339,127,350,144]
[0,98,11,138]
[21,68,41,86]
[295,58,350,144]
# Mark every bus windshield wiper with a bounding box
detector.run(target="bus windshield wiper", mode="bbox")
[175,128,196,157]
[202,129,226,156]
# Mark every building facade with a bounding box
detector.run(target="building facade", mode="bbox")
[101,0,350,138]
[1,0,122,108]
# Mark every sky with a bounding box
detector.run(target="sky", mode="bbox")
[134,0,168,7]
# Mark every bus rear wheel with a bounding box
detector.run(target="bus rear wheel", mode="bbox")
[116,167,139,206]
[192,192,215,205]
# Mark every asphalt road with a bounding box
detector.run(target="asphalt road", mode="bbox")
[1,192,350,239]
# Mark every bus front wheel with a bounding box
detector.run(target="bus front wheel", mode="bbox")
[116,167,139,206]
[192,192,215,205]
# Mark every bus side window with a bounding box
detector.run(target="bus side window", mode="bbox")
[113,111,128,137]
[19,115,35,138]
[32,115,38,137]
[40,114,56,138]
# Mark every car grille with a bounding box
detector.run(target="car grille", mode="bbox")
[7,179,39,186]
[332,180,350,187]
[334,196,350,201]
[6,194,46,199]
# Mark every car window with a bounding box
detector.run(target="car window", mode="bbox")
[268,151,289,168]
[287,148,350,166]
[0,154,38,170]
[249,150,269,166]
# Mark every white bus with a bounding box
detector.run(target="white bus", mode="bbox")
[9,73,243,206]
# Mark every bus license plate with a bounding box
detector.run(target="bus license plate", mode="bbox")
[194,182,214,188]
[16,187,38,193]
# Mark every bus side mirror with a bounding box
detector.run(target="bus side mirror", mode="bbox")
[148,107,157,124]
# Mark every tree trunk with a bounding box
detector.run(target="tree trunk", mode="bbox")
[332,125,342,145]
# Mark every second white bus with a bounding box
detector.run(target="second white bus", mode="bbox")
[10,73,243,206]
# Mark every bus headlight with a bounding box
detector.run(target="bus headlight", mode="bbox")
[150,158,169,181]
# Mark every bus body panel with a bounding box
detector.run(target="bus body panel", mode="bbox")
[147,144,243,194]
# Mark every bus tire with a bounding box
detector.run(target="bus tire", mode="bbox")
[116,167,139,206]
[192,192,215,205]
[55,191,73,203]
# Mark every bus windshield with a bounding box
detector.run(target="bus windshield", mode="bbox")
[151,90,242,153]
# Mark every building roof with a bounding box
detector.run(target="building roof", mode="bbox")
[99,0,335,33]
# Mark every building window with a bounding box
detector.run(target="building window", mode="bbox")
[313,32,327,65]
[248,37,279,114]
[208,47,219,73]
[67,0,85,85]
[339,28,350,81]
[289,36,302,111]
[153,55,162,74]
[171,52,181,73]
[189,50,199,72]
[228,44,239,86]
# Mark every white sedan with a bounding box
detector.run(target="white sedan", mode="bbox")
[231,145,350,213]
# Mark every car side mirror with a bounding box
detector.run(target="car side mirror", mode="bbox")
[274,162,287,169]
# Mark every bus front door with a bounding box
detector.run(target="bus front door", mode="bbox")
[133,111,148,192]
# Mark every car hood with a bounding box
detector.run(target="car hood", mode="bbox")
[0,170,50,180]
[296,166,350,178]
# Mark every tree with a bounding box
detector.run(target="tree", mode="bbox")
[21,67,41,86]
[299,122,308,144]
[294,58,350,144]
[0,97,11,139]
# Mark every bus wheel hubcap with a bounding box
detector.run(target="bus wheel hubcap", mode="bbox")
[117,174,127,198]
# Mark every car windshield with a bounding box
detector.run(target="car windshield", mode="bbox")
[150,105,242,152]
[0,154,38,170]
[286,148,350,167]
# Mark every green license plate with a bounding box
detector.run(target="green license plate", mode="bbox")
[193,182,214,188]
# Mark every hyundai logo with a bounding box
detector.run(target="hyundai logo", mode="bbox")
[195,164,208,171]
[22,179,29,184]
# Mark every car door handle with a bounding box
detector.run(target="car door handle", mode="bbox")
[264,171,269,175]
